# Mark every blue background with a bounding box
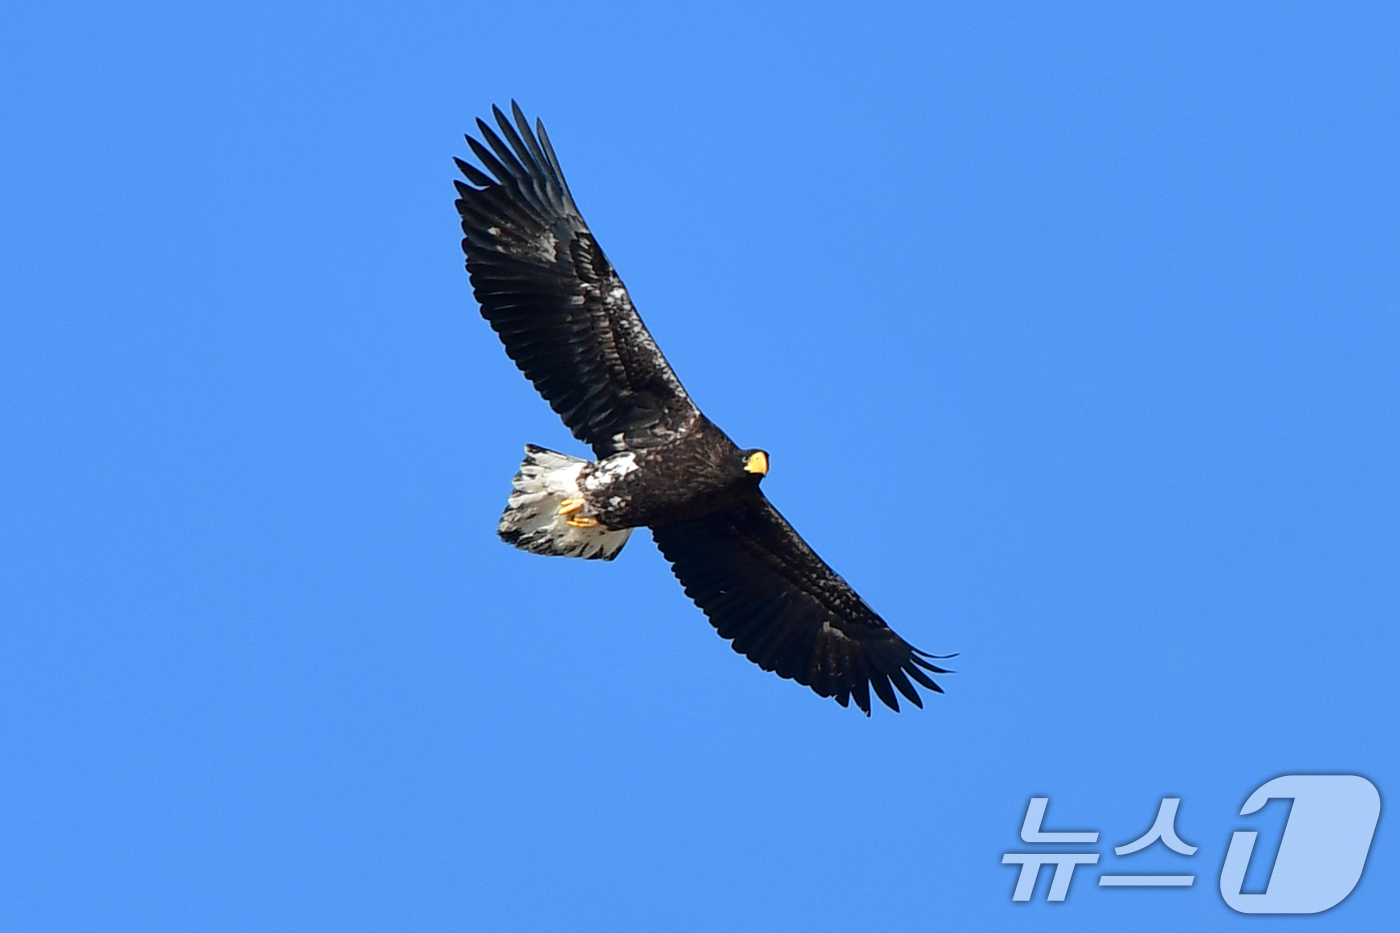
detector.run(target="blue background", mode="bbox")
[2,2,1395,929]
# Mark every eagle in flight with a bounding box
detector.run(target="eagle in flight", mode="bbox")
[455,103,949,714]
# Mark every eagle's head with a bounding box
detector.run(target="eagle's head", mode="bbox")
[741,449,769,479]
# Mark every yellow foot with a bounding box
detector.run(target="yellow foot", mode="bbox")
[557,497,585,516]
[566,515,601,528]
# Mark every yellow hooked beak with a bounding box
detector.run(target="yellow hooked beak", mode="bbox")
[744,450,769,476]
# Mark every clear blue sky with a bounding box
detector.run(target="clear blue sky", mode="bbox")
[2,2,1396,930]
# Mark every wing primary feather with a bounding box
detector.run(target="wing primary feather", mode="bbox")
[870,672,899,712]
[456,157,495,189]
[465,134,514,187]
[850,675,872,716]
[911,653,953,675]
[490,106,552,214]
[535,121,580,210]
[491,105,540,177]
[889,668,924,708]
[511,101,556,191]
[477,115,535,197]
[904,664,941,691]
[473,116,516,165]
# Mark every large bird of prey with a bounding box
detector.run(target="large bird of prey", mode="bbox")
[455,103,949,714]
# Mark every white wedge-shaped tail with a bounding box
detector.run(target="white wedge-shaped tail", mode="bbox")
[497,445,632,560]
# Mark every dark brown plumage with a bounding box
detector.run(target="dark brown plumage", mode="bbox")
[456,103,950,714]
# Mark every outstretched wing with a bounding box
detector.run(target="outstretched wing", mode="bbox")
[651,495,949,714]
[455,103,700,457]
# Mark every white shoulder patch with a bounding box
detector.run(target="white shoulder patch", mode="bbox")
[581,452,638,493]
[600,452,639,477]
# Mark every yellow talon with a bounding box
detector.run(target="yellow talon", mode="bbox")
[557,497,585,515]
[566,515,600,528]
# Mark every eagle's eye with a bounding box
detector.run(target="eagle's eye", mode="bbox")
[743,450,769,476]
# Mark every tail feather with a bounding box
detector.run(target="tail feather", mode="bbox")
[498,445,632,560]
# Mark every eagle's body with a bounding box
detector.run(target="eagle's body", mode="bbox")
[583,415,756,528]
[456,104,950,714]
